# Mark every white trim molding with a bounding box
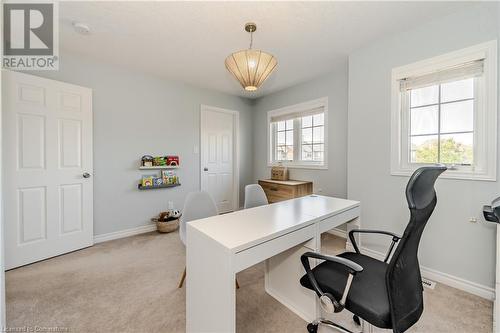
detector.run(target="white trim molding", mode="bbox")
[93,224,157,244]
[390,40,497,181]
[266,97,329,170]
[360,246,494,300]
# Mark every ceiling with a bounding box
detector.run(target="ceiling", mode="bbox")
[59,1,476,98]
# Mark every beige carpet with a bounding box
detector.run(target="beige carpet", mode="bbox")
[6,232,492,333]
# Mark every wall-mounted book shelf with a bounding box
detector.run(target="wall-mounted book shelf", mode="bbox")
[138,183,181,190]
[139,165,180,170]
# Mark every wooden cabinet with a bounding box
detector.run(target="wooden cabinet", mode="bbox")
[258,179,313,203]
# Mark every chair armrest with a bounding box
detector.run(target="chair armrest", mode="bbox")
[301,252,363,274]
[348,229,402,262]
[300,252,363,313]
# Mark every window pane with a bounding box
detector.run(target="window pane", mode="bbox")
[440,100,474,133]
[286,119,293,130]
[276,145,294,161]
[285,145,294,160]
[410,135,438,163]
[302,127,312,144]
[313,144,324,161]
[276,146,286,160]
[313,113,324,126]
[410,85,439,107]
[410,105,438,135]
[302,116,312,128]
[440,133,473,165]
[313,151,324,161]
[441,78,474,103]
[277,131,285,145]
[286,130,294,145]
[277,121,285,131]
[302,144,313,161]
[313,144,324,152]
[313,126,324,143]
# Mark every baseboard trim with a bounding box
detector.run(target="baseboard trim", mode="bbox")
[93,224,157,244]
[359,246,495,300]
[327,228,347,239]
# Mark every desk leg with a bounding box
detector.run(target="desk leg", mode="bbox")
[264,238,319,323]
[187,225,235,333]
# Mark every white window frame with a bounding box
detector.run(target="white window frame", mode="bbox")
[391,40,497,181]
[267,97,328,169]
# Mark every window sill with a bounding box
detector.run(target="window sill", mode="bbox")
[391,168,496,182]
[268,163,328,170]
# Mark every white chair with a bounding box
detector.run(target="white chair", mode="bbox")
[178,191,218,288]
[244,184,268,209]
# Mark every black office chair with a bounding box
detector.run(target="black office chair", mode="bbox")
[300,165,446,333]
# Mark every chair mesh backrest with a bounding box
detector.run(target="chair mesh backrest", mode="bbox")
[386,165,446,333]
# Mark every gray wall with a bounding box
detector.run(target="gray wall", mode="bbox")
[31,51,254,236]
[252,64,349,199]
[348,3,499,288]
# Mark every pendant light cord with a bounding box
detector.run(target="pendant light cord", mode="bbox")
[249,31,253,49]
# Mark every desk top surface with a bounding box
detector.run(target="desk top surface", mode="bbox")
[188,195,359,253]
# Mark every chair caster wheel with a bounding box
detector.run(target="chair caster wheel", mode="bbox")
[307,323,318,333]
[353,315,361,326]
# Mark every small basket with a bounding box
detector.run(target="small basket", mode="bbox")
[151,218,179,233]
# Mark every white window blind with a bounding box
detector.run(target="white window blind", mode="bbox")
[399,59,484,91]
[270,106,324,123]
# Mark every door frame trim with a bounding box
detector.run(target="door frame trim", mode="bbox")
[200,105,240,212]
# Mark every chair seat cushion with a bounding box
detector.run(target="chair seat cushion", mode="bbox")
[300,252,392,329]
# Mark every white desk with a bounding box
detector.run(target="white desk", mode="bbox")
[186,195,360,332]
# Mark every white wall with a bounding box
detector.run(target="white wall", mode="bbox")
[30,51,254,236]
[252,63,349,199]
[348,3,499,289]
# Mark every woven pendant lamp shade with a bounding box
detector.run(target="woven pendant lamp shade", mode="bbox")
[225,49,277,91]
[225,23,277,91]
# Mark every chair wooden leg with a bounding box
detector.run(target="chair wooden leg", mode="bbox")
[236,278,240,289]
[178,267,186,288]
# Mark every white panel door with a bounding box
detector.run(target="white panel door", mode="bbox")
[201,106,238,213]
[2,70,93,269]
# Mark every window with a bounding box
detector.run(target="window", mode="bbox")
[409,78,474,165]
[268,97,328,168]
[391,41,497,181]
[275,119,294,161]
[301,113,324,162]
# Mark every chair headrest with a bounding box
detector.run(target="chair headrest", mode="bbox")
[406,165,447,209]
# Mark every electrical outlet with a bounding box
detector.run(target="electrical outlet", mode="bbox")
[469,217,477,223]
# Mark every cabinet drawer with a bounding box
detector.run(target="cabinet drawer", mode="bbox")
[260,182,294,202]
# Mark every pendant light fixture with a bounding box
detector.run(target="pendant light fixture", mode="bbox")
[225,22,277,91]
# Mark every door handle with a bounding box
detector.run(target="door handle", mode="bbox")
[83,172,91,178]
[204,167,208,171]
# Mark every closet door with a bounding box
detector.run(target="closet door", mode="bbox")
[3,70,93,269]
